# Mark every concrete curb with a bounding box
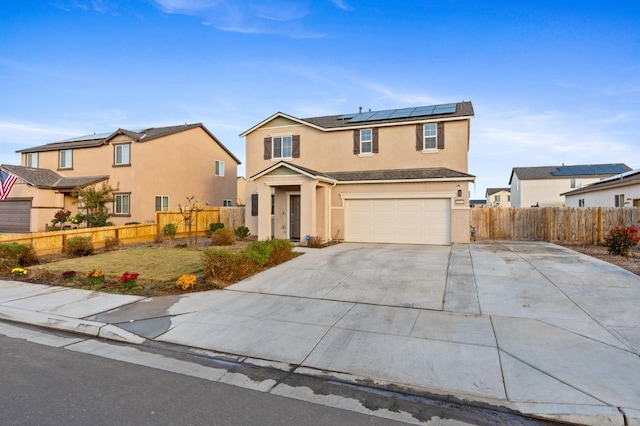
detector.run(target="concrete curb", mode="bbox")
[0,306,146,345]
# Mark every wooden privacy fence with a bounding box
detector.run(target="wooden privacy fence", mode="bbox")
[470,207,640,244]
[2,207,245,256]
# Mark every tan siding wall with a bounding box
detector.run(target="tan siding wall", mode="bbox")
[246,119,470,177]
[19,126,238,230]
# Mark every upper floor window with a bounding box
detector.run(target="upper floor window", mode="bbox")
[114,193,130,215]
[26,153,38,168]
[114,144,130,166]
[570,178,582,189]
[59,149,72,169]
[495,195,501,202]
[273,136,292,159]
[223,199,233,207]
[360,129,373,154]
[155,195,169,212]
[215,160,225,176]
[423,123,437,150]
[507,195,511,202]
[614,194,625,207]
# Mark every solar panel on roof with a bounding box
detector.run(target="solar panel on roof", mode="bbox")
[339,113,357,120]
[387,108,415,119]
[347,103,458,123]
[348,112,377,123]
[552,164,629,176]
[409,106,436,117]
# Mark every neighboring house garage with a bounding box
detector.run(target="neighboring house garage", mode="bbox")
[345,198,450,245]
[0,199,31,233]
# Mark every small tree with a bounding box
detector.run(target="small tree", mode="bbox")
[74,182,118,228]
[178,196,202,245]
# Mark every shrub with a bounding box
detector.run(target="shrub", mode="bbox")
[207,222,225,237]
[202,249,260,287]
[104,236,120,251]
[0,243,38,271]
[65,236,94,257]
[604,225,640,256]
[61,270,76,280]
[234,226,251,240]
[265,239,294,267]
[153,232,165,244]
[163,223,177,240]
[307,236,323,248]
[243,240,273,266]
[211,228,236,246]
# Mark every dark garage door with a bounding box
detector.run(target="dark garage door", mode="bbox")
[0,199,31,233]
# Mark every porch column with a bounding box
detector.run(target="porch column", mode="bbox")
[300,180,317,241]
[257,184,272,241]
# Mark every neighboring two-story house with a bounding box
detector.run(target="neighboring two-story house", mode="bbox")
[4,123,240,233]
[240,102,475,245]
[509,164,631,207]
[485,187,511,207]
[562,169,640,208]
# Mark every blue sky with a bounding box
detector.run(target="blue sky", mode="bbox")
[1,1,639,198]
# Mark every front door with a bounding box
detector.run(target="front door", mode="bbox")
[289,194,301,242]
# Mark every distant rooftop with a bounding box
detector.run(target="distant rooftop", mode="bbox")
[510,163,631,183]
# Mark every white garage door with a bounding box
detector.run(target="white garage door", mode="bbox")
[345,198,450,245]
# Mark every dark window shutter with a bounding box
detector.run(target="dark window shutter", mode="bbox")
[437,122,444,150]
[353,130,360,154]
[415,124,423,151]
[263,137,272,160]
[251,194,258,216]
[372,128,379,153]
[292,135,300,158]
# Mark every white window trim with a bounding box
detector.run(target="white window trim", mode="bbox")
[59,149,72,169]
[26,152,38,168]
[215,160,225,176]
[114,193,130,215]
[155,195,169,212]
[114,144,131,166]
[360,129,373,154]
[272,135,293,160]
[423,123,437,151]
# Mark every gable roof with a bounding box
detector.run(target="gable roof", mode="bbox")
[1,164,108,191]
[250,161,475,184]
[509,163,631,184]
[485,187,510,197]
[562,169,640,196]
[17,123,241,164]
[240,101,474,137]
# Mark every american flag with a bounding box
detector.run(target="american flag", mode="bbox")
[0,169,17,201]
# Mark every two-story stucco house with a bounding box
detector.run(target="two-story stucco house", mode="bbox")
[485,187,511,207]
[563,169,640,208]
[240,102,475,245]
[509,164,631,207]
[3,123,240,233]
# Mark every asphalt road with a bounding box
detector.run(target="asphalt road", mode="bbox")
[0,332,407,426]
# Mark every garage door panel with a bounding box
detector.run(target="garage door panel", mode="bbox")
[0,200,31,233]
[346,198,450,245]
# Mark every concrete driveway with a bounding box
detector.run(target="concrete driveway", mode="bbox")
[3,241,640,424]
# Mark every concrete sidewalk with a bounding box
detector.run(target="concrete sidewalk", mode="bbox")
[1,241,639,425]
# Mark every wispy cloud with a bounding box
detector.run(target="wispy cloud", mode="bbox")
[152,0,323,38]
[330,0,352,11]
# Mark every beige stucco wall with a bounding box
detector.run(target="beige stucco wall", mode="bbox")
[21,126,238,229]
[515,177,603,208]
[245,118,470,179]
[247,174,471,243]
[486,190,511,207]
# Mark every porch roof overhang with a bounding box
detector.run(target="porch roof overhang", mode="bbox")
[249,161,476,185]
